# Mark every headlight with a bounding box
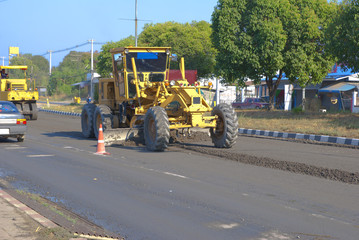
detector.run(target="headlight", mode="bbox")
[170,80,176,86]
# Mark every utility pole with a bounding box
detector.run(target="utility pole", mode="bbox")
[118,0,151,46]
[89,39,94,100]
[48,50,52,75]
[135,0,138,47]
[215,77,220,106]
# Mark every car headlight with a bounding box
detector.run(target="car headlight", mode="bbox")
[170,80,176,86]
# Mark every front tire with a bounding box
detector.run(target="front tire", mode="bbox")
[93,105,113,139]
[210,104,238,148]
[144,106,170,151]
[81,103,96,138]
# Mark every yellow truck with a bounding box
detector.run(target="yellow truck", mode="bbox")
[0,65,39,120]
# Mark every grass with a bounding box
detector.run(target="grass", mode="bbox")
[15,189,77,224]
[237,109,359,138]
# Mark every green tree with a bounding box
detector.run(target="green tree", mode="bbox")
[96,36,135,77]
[10,54,49,88]
[212,0,336,109]
[138,21,217,77]
[327,0,359,72]
[48,51,99,96]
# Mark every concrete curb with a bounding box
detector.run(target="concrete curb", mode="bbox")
[0,189,58,228]
[239,128,359,147]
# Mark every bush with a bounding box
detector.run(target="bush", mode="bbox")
[292,106,303,114]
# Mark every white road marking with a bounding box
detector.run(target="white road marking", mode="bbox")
[209,222,239,229]
[5,146,27,150]
[311,213,351,225]
[139,166,189,180]
[163,171,188,179]
[27,154,55,158]
[257,230,291,240]
[284,206,299,211]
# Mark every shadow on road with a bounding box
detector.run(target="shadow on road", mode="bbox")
[42,131,85,140]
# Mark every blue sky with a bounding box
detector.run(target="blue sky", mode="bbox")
[0,0,218,66]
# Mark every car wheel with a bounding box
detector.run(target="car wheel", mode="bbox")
[17,135,25,142]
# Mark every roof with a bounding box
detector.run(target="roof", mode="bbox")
[110,47,171,54]
[325,64,355,80]
[318,82,359,93]
[168,70,198,84]
[0,65,27,70]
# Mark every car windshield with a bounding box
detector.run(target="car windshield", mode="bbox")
[0,102,18,113]
[254,99,266,103]
[126,52,167,72]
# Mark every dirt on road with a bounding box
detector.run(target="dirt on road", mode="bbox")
[118,130,359,185]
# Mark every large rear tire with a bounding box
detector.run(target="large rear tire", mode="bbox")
[144,106,170,151]
[93,105,113,139]
[30,102,38,120]
[81,103,96,138]
[210,104,238,148]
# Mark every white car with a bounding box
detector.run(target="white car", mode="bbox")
[0,101,27,142]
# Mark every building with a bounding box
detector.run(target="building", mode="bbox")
[254,64,359,111]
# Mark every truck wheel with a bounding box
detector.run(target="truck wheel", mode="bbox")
[23,103,30,120]
[93,105,113,139]
[17,135,25,142]
[15,103,22,113]
[30,103,38,120]
[210,103,238,148]
[81,103,96,138]
[144,106,170,151]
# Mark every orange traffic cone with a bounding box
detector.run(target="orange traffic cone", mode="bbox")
[94,123,110,155]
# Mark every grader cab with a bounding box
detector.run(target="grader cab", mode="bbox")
[81,47,238,151]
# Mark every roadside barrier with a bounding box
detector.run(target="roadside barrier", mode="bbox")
[94,123,110,155]
[239,128,359,146]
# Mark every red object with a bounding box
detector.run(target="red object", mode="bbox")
[168,70,198,85]
[232,98,270,109]
[17,119,26,125]
[95,123,110,155]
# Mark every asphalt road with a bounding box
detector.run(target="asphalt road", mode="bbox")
[0,112,358,240]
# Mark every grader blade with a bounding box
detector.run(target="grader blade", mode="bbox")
[103,128,141,146]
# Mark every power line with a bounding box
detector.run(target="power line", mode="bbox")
[40,41,107,56]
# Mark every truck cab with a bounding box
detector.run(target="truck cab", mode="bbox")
[0,65,39,120]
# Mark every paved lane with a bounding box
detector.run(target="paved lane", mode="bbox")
[0,112,358,239]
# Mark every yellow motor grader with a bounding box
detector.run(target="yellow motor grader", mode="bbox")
[0,65,38,120]
[81,47,238,151]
